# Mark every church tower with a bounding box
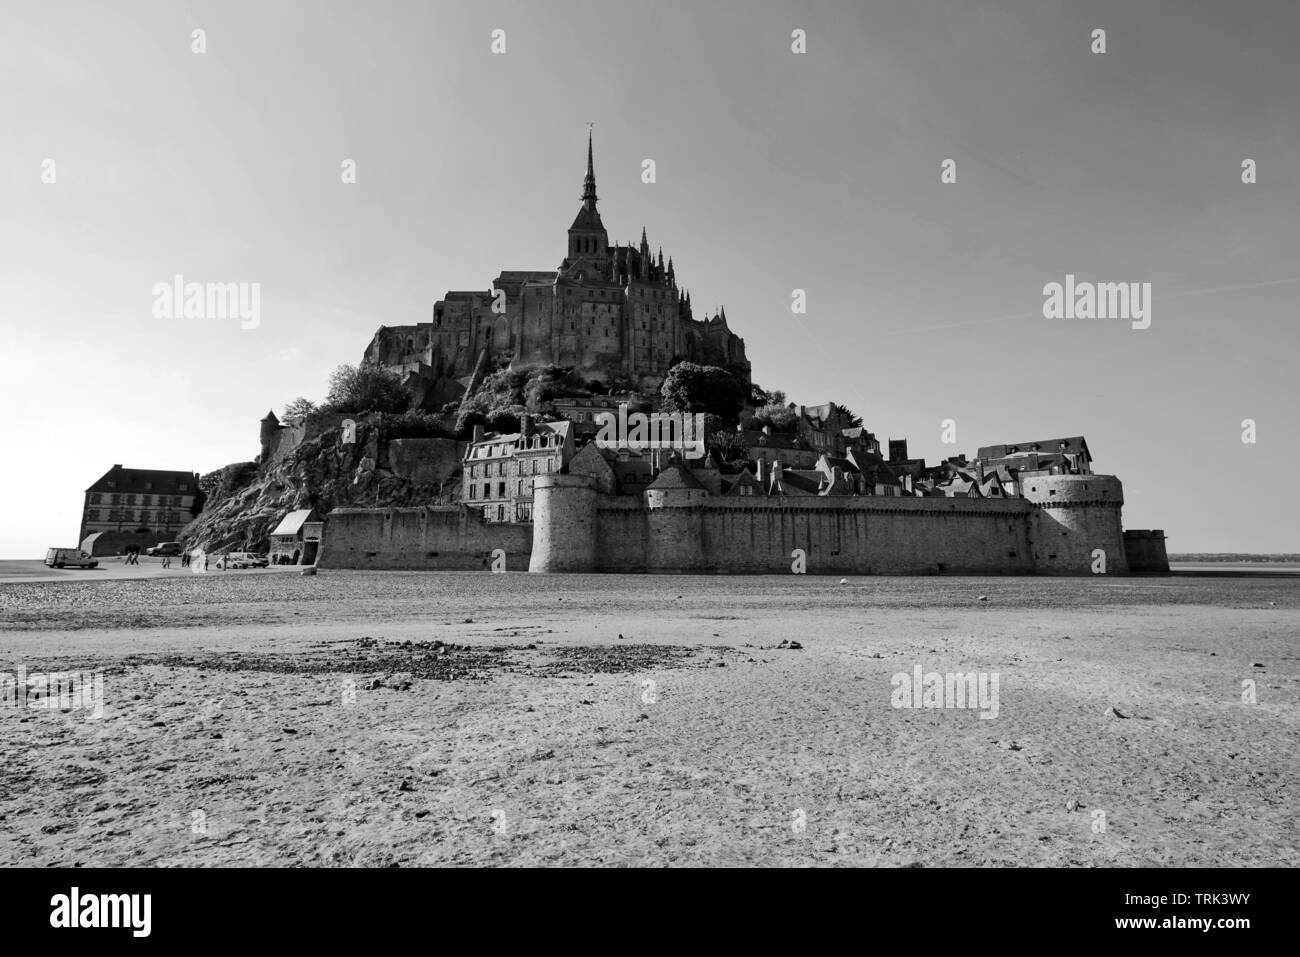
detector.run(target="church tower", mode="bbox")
[564,130,609,276]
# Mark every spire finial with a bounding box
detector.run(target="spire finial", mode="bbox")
[581,126,597,209]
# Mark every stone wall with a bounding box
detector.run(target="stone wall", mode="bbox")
[1124,530,1170,573]
[319,506,531,571]
[531,474,1044,574]
[329,473,1132,576]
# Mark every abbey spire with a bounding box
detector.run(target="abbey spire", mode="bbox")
[581,127,597,211]
[565,128,608,271]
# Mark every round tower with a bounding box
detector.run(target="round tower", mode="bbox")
[1021,474,1129,575]
[259,410,280,466]
[529,473,598,572]
[644,464,707,572]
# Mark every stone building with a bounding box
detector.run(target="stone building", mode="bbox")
[269,508,322,564]
[363,133,749,394]
[461,419,574,523]
[977,436,1092,476]
[79,465,201,555]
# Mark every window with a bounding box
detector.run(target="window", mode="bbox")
[87,509,100,521]
[497,505,505,522]
[498,482,506,497]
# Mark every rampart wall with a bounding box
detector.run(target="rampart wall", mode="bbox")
[319,506,531,571]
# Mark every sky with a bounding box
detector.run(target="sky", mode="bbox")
[1,0,1297,557]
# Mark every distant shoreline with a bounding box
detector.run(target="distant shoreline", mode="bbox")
[1168,554,1300,563]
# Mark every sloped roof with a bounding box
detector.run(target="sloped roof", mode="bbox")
[474,420,572,449]
[86,466,198,495]
[724,469,762,495]
[818,455,858,474]
[271,509,318,537]
[646,464,705,492]
[774,469,822,495]
[978,436,1090,460]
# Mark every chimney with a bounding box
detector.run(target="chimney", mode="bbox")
[762,424,771,436]
[472,424,484,445]
[522,414,533,440]
[756,458,767,486]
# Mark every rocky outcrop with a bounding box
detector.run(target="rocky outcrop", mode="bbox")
[181,421,464,553]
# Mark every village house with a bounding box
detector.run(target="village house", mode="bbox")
[462,418,574,523]
[269,507,322,564]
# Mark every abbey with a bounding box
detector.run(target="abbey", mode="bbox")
[363,133,750,395]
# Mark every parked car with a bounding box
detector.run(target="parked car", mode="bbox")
[145,541,183,556]
[45,548,98,569]
[221,552,269,569]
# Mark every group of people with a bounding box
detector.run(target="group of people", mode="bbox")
[118,549,204,569]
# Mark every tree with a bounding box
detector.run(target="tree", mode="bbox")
[748,401,799,432]
[659,363,748,426]
[283,397,316,419]
[322,362,410,414]
[705,417,750,468]
[831,403,863,428]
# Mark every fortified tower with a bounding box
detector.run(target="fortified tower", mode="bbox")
[1021,474,1129,575]
[643,462,707,572]
[529,473,599,572]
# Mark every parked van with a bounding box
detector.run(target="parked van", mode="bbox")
[145,542,183,556]
[45,548,98,569]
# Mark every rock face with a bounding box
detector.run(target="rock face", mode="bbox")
[181,421,465,553]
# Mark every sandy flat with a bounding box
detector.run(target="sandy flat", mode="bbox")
[1,572,1296,867]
